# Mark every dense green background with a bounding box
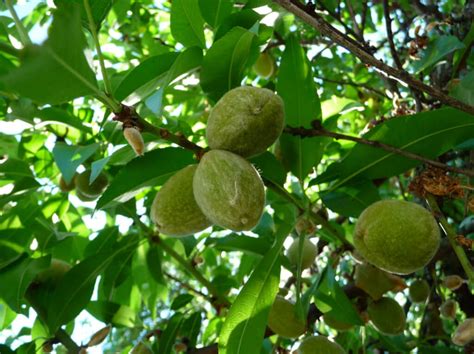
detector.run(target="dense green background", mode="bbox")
[0,0,473,353]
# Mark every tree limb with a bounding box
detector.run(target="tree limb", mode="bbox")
[284,125,474,178]
[272,0,474,116]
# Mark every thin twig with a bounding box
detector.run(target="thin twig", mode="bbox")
[5,0,32,46]
[284,125,474,178]
[321,77,387,98]
[83,0,113,97]
[271,0,474,116]
[426,194,474,283]
[163,271,211,300]
[262,177,351,247]
[382,0,403,69]
[152,235,230,307]
[382,0,423,111]
[55,328,81,353]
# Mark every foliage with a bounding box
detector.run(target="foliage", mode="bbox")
[0,0,473,353]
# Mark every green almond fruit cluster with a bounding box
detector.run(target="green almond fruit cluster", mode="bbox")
[297,336,345,354]
[354,200,440,275]
[150,87,284,237]
[367,297,406,335]
[268,296,306,338]
[150,86,284,234]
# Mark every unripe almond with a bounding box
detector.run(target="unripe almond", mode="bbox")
[124,127,145,156]
[452,318,474,346]
[193,150,265,231]
[286,237,318,270]
[87,325,111,347]
[442,275,465,290]
[439,299,457,319]
[297,336,345,354]
[267,296,306,338]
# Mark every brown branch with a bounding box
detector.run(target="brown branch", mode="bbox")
[284,124,474,178]
[113,105,206,158]
[382,0,403,70]
[272,0,474,116]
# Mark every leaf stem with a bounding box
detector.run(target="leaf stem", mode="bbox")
[55,328,81,353]
[155,236,230,306]
[5,0,32,46]
[425,194,474,283]
[83,0,113,97]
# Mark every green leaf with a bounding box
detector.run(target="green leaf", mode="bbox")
[0,229,33,270]
[198,0,233,28]
[181,312,202,348]
[96,147,195,209]
[46,236,139,332]
[313,108,474,189]
[157,313,185,354]
[146,245,165,284]
[0,299,17,330]
[114,52,178,101]
[171,294,194,310]
[143,47,203,113]
[115,47,203,104]
[52,142,99,184]
[450,71,474,106]
[412,35,465,73]
[55,0,114,28]
[87,301,136,327]
[321,180,380,217]
[170,0,206,48]
[214,10,261,41]
[218,222,293,354]
[1,3,98,104]
[250,152,287,186]
[36,107,92,134]
[276,35,324,180]
[0,255,50,313]
[314,266,364,326]
[201,27,257,102]
[0,159,39,194]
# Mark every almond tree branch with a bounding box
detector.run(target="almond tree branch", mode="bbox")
[284,125,474,178]
[272,0,474,116]
[113,105,205,157]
